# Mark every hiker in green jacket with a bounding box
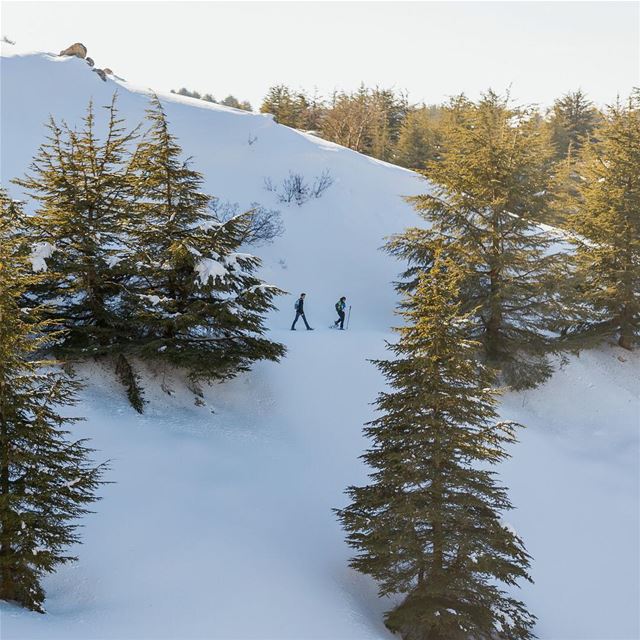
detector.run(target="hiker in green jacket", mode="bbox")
[334,296,347,330]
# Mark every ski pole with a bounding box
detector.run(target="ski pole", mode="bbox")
[347,305,351,330]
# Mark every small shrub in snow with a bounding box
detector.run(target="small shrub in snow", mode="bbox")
[264,170,333,206]
[280,172,309,205]
[310,169,334,198]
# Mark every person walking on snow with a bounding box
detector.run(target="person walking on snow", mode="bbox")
[334,296,347,330]
[291,293,314,330]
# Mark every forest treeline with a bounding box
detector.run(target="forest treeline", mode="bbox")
[259,84,599,167]
[170,87,253,111]
[170,83,602,164]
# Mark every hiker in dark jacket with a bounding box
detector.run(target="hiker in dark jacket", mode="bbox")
[291,293,313,330]
[334,296,347,330]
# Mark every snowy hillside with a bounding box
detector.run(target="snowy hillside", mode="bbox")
[0,50,423,329]
[1,49,639,640]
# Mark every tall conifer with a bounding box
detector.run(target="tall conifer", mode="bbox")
[123,96,285,388]
[337,251,535,640]
[548,90,600,160]
[0,191,104,612]
[389,92,562,388]
[567,92,640,349]
[14,96,138,356]
[394,108,441,170]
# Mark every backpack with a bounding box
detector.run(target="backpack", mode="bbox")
[295,298,301,311]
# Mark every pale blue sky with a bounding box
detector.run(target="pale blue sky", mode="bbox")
[2,1,638,109]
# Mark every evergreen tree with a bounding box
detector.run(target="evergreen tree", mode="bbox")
[260,85,309,128]
[0,191,104,612]
[546,153,582,229]
[302,89,326,132]
[321,86,372,153]
[548,90,600,160]
[394,107,442,170]
[390,91,562,389]
[367,88,409,162]
[336,253,535,640]
[14,95,138,357]
[545,91,601,228]
[566,92,640,350]
[220,95,252,111]
[122,96,285,393]
[173,87,203,100]
[320,85,408,160]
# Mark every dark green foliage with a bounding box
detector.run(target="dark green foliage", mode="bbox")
[12,94,285,411]
[336,253,535,640]
[115,354,146,414]
[0,192,105,612]
[13,95,139,357]
[122,96,286,384]
[390,91,564,389]
[219,95,252,111]
[171,87,213,102]
[545,91,602,228]
[564,92,640,350]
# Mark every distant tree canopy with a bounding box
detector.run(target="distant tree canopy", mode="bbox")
[257,84,620,234]
[546,89,601,161]
[260,84,410,162]
[394,106,443,170]
[321,86,409,161]
[170,87,252,111]
[260,85,313,129]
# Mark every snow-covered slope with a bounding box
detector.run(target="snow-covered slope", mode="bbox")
[0,50,423,330]
[1,50,638,640]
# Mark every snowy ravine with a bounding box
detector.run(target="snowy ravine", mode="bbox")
[1,48,639,640]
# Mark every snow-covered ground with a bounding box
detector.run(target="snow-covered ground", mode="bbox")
[1,47,639,640]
